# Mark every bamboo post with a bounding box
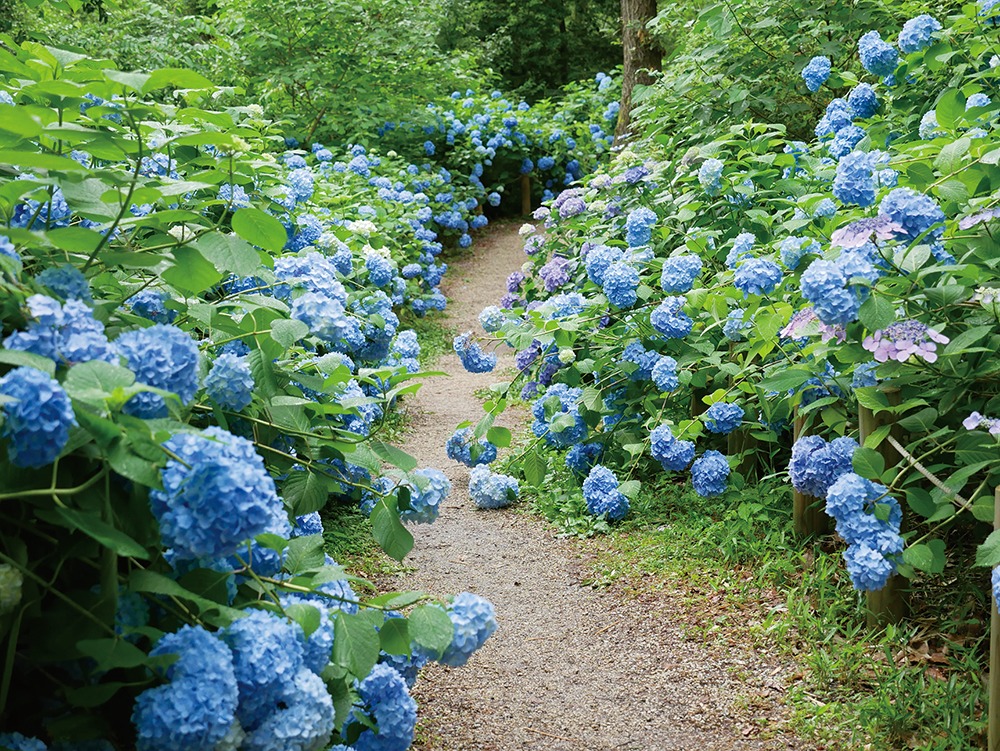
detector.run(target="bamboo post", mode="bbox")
[990,487,1000,751]
[792,411,828,537]
[520,174,532,215]
[860,386,906,628]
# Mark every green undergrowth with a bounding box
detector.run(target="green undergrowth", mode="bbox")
[513,446,989,750]
[399,309,455,364]
[321,503,413,580]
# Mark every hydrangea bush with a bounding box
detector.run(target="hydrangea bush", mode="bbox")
[0,48,505,748]
[461,6,1000,604]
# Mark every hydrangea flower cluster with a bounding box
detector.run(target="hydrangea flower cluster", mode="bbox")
[862,320,949,363]
[131,625,238,751]
[602,261,640,307]
[36,264,92,303]
[150,427,287,562]
[703,402,744,434]
[4,295,116,366]
[789,435,857,498]
[584,244,623,285]
[698,158,724,195]
[445,427,498,467]
[691,450,730,497]
[651,355,679,392]
[963,412,1000,434]
[205,354,255,411]
[347,663,417,751]
[878,188,945,245]
[847,83,879,119]
[469,465,519,509]
[624,207,657,247]
[439,592,498,667]
[0,366,76,468]
[801,56,831,92]
[399,468,451,524]
[126,289,176,324]
[566,441,603,475]
[117,324,201,418]
[453,331,497,373]
[824,473,904,590]
[291,293,361,350]
[800,259,866,325]
[478,305,506,333]
[660,254,702,292]
[582,464,630,520]
[898,14,941,53]
[858,31,899,77]
[649,424,695,471]
[650,296,693,338]
[531,383,587,447]
[733,256,782,298]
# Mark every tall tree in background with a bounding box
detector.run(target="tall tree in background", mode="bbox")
[615,0,660,142]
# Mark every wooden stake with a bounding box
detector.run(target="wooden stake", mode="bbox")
[860,386,906,628]
[990,487,1000,751]
[792,411,828,537]
[520,174,531,216]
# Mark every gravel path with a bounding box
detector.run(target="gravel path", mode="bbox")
[394,222,812,751]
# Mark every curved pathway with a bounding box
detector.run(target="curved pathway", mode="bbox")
[395,222,810,751]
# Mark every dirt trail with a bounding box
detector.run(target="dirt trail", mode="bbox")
[395,222,809,751]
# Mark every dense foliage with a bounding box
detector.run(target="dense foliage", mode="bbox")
[463,4,1000,606]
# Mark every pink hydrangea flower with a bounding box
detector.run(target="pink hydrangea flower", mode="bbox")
[862,320,949,363]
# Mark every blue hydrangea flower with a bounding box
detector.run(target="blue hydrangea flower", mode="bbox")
[117,324,201,418]
[703,402,744,434]
[602,261,640,307]
[828,125,867,160]
[5,295,117,366]
[878,187,945,244]
[622,341,660,380]
[992,566,1000,613]
[801,56,831,92]
[0,733,47,751]
[36,264,92,303]
[0,235,19,264]
[469,465,519,509]
[919,111,945,140]
[584,245,623,285]
[651,355,679,392]
[398,468,451,524]
[847,83,879,120]
[291,292,361,350]
[625,207,657,247]
[843,537,902,590]
[150,427,286,562]
[858,31,899,77]
[650,424,695,471]
[723,308,752,341]
[734,257,782,298]
[698,158,724,195]
[726,232,756,269]
[566,442,602,475]
[293,512,323,537]
[660,254,702,293]
[0,366,76,468]
[538,156,555,170]
[778,236,820,270]
[348,663,417,751]
[205,354,254,411]
[852,361,880,388]
[800,260,863,325]
[650,296,693,339]
[439,592,498,667]
[898,14,941,53]
[132,625,238,751]
[223,610,306,731]
[968,92,992,110]
[789,435,857,498]
[531,383,586,447]
[275,252,347,303]
[365,254,395,287]
[833,150,881,207]
[242,668,334,751]
[453,331,496,373]
[691,450,730,497]
[582,465,630,520]
[278,594,334,675]
[126,289,176,324]
[446,427,498,467]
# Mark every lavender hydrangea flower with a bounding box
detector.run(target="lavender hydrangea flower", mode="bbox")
[862,320,949,362]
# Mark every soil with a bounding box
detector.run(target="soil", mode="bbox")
[390,221,815,751]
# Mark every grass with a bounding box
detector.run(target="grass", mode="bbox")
[320,502,412,580]
[516,449,990,750]
[398,308,454,364]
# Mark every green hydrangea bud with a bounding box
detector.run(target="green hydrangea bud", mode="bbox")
[0,563,23,615]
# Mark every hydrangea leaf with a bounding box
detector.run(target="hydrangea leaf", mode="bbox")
[231,207,287,253]
[54,507,149,559]
[333,611,381,679]
[407,604,453,659]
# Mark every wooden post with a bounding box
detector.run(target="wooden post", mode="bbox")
[990,487,1000,751]
[860,386,906,628]
[792,411,828,537]
[520,174,532,216]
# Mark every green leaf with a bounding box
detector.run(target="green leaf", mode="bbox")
[76,637,148,670]
[756,367,814,393]
[902,541,945,574]
[0,349,56,376]
[143,68,215,93]
[370,496,414,562]
[897,408,939,434]
[194,233,262,277]
[232,208,288,252]
[905,487,937,519]
[862,423,891,449]
[486,426,512,448]
[379,617,410,656]
[129,570,242,622]
[369,440,417,472]
[282,471,331,516]
[333,611,381,679]
[408,604,453,659]
[858,295,894,332]
[163,245,223,294]
[852,446,885,479]
[108,442,163,488]
[54,507,149,559]
[271,318,310,349]
[64,361,136,405]
[285,602,322,639]
[934,136,970,174]
[976,529,1000,567]
[618,480,641,499]
[285,534,326,574]
[523,450,547,487]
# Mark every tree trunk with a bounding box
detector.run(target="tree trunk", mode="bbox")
[615,0,661,144]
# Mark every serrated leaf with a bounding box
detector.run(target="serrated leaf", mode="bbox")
[285,534,326,574]
[976,529,1000,567]
[523,450,547,487]
[485,426,511,448]
[0,349,56,376]
[285,602,322,639]
[902,541,945,574]
[757,367,814,393]
[379,618,411,656]
[194,233,261,277]
[858,295,894,332]
[282,471,331,516]
[369,440,417,472]
[862,423,891,449]
[370,495,414,562]
[408,604,453,659]
[271,318,310,349]
[852,446,885,479]
[63,360,135,403]
[231,208,287,252]
[333,611,381,679]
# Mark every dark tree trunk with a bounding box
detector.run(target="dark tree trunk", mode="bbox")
[615,0,660,143]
